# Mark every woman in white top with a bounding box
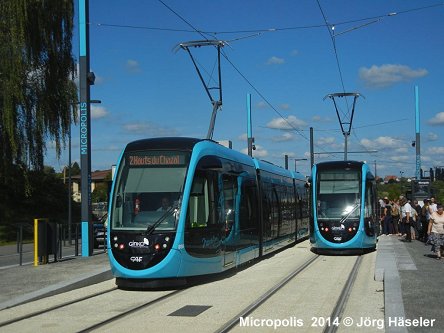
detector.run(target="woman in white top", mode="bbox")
[427,204,444,260]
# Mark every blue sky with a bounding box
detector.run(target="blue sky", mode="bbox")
[46,0,444,179]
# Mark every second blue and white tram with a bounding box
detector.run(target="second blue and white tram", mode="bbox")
[310,161,377,254]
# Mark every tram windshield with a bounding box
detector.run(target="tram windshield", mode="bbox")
[316,169,361,220]
[110,150,189,232]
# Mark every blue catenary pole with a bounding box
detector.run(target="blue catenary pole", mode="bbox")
[415,86,421,180]
[79,0,92,256]
[247,94,253,157]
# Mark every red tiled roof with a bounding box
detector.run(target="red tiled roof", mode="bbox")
[72,169,111,181]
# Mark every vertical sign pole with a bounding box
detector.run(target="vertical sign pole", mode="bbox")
[310,127,314,168]
[415,86,421,180]
[79,0,92,256]
[247,94,253,157]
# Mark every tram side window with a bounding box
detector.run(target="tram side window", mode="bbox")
[239,178,258,236]
[365,180,374,218]
[187,171,219,228]
[223,175,237,229]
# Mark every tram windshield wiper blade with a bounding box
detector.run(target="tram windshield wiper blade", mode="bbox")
[339,203,360,224]
[145,204,177,235]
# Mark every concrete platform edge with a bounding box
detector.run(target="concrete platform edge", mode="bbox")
[0,267,113,311]
[375,237,408,333]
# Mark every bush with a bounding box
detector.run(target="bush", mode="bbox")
[0,166,80,242]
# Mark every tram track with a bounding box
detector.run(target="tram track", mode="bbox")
[220,253,369,333]
[78,288,185,332]
[0,286,118,328]
[323,255,363,333]
[215,254,320,333]
[0,282,189,332]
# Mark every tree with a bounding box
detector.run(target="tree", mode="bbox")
[0,1,77,185]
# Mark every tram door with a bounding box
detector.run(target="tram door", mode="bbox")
[222,174,238,267]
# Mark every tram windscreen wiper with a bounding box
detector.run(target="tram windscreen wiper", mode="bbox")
[145,204,177,235]
[339,203,360,224]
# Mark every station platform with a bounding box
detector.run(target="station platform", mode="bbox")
[0,244,112,310]
[0,237,442,331]
[376,235,443,332]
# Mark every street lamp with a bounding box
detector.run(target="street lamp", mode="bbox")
[400,171,404,195]
[294,158,307,172]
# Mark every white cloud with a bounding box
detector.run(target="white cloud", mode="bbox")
[122,121,178,136]
[266,115,306,130]
[280,103,290,110]
[427,112,444,126]
[272,132,294,142]
[266,56,285,65]
[359,64,428,88]
[316,137,336,146]
[427,132,439,141]
[256,101,268,109]
[390,155,410,162]
[291,50,299,56]
[312,115,333,122]
[126,59,141,73]
[395,147,408,154]
[426,146,444,154]
[360,136,402,149]
[238,133,248,141]
[91,106,109,119]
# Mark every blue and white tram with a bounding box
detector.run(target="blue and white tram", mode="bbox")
[309,161,377,254]
[107,137,309,288]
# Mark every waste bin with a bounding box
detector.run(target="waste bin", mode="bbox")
[34,219,57,265]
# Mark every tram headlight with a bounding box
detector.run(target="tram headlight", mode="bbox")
[154,243,161,251]
[165,236,170,242]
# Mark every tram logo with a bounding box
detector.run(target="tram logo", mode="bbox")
[331,224,345,231]
[129,238,149,248]
[130,256,143,262]
[334,237,342,241]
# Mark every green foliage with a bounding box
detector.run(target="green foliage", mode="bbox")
[0,165,80,241]
[378,180,444,204]
[70,162,81,176]
[0,0,77,184]
[92,182,110,203]
[431,180,444,204]
[377,182,402,201]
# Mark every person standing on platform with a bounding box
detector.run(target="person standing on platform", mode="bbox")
[427,204,444,259]
[421,199,431,242]
[400,197,413,242]
[412,200,422,240]
[382,198,392,235]
[429,197,438,214]
[391,199,401,235]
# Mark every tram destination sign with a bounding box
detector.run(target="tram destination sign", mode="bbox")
[127,151,187,167]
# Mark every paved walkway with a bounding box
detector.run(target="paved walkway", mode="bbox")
[0,237,442,332]
[0,243,111,310]
[376,235,443,333]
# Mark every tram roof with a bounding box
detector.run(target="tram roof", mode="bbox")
[125,137,203,152]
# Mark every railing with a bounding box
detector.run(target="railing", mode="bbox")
[6,221,85,266]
